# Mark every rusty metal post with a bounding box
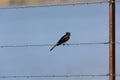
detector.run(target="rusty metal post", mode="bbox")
[109,0,116,80]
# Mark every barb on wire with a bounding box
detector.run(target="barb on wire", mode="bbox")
[0,1,109,10]
[0,42,109,48]
[117,42,120,44]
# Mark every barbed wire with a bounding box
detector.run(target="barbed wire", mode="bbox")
[1,0,120,10]
[0,42,109,48]
[0,74,120,78]
[0,1,109,10]
[1,41,120,48]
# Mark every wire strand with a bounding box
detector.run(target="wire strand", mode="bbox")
[1,41,120,48]
[0,74,120,78]
[0,42,109,48]
[0,1,109,10]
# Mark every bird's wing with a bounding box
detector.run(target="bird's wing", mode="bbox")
[50,33,70,51]
[57,35,70,45]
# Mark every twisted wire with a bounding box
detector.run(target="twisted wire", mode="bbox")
[0,74,120,78]
[0,1,109,10]
[0,42,109,48]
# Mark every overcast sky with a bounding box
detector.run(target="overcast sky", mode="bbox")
[0,2,120,80]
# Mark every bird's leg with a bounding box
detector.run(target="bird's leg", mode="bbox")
[66,43,69,45]
[62,43,69,46]
[62,43,66,46]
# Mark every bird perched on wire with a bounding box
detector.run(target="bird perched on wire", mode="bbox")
[50,32,71,51]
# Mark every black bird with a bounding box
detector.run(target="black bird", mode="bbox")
[50,32,71,51]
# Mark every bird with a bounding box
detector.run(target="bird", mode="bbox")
[50,32,71,51]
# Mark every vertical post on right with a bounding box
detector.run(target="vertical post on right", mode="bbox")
[109,0,116,80]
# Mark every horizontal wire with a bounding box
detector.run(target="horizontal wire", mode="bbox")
[0,1,109,10]
[0,74,120,78]
[0,42,109,48]
[1,0,119,10]
[1,41,120,48]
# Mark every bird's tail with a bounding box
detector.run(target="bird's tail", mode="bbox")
[50,44,57,51]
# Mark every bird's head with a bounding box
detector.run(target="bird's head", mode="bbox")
[66,32,71,36]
